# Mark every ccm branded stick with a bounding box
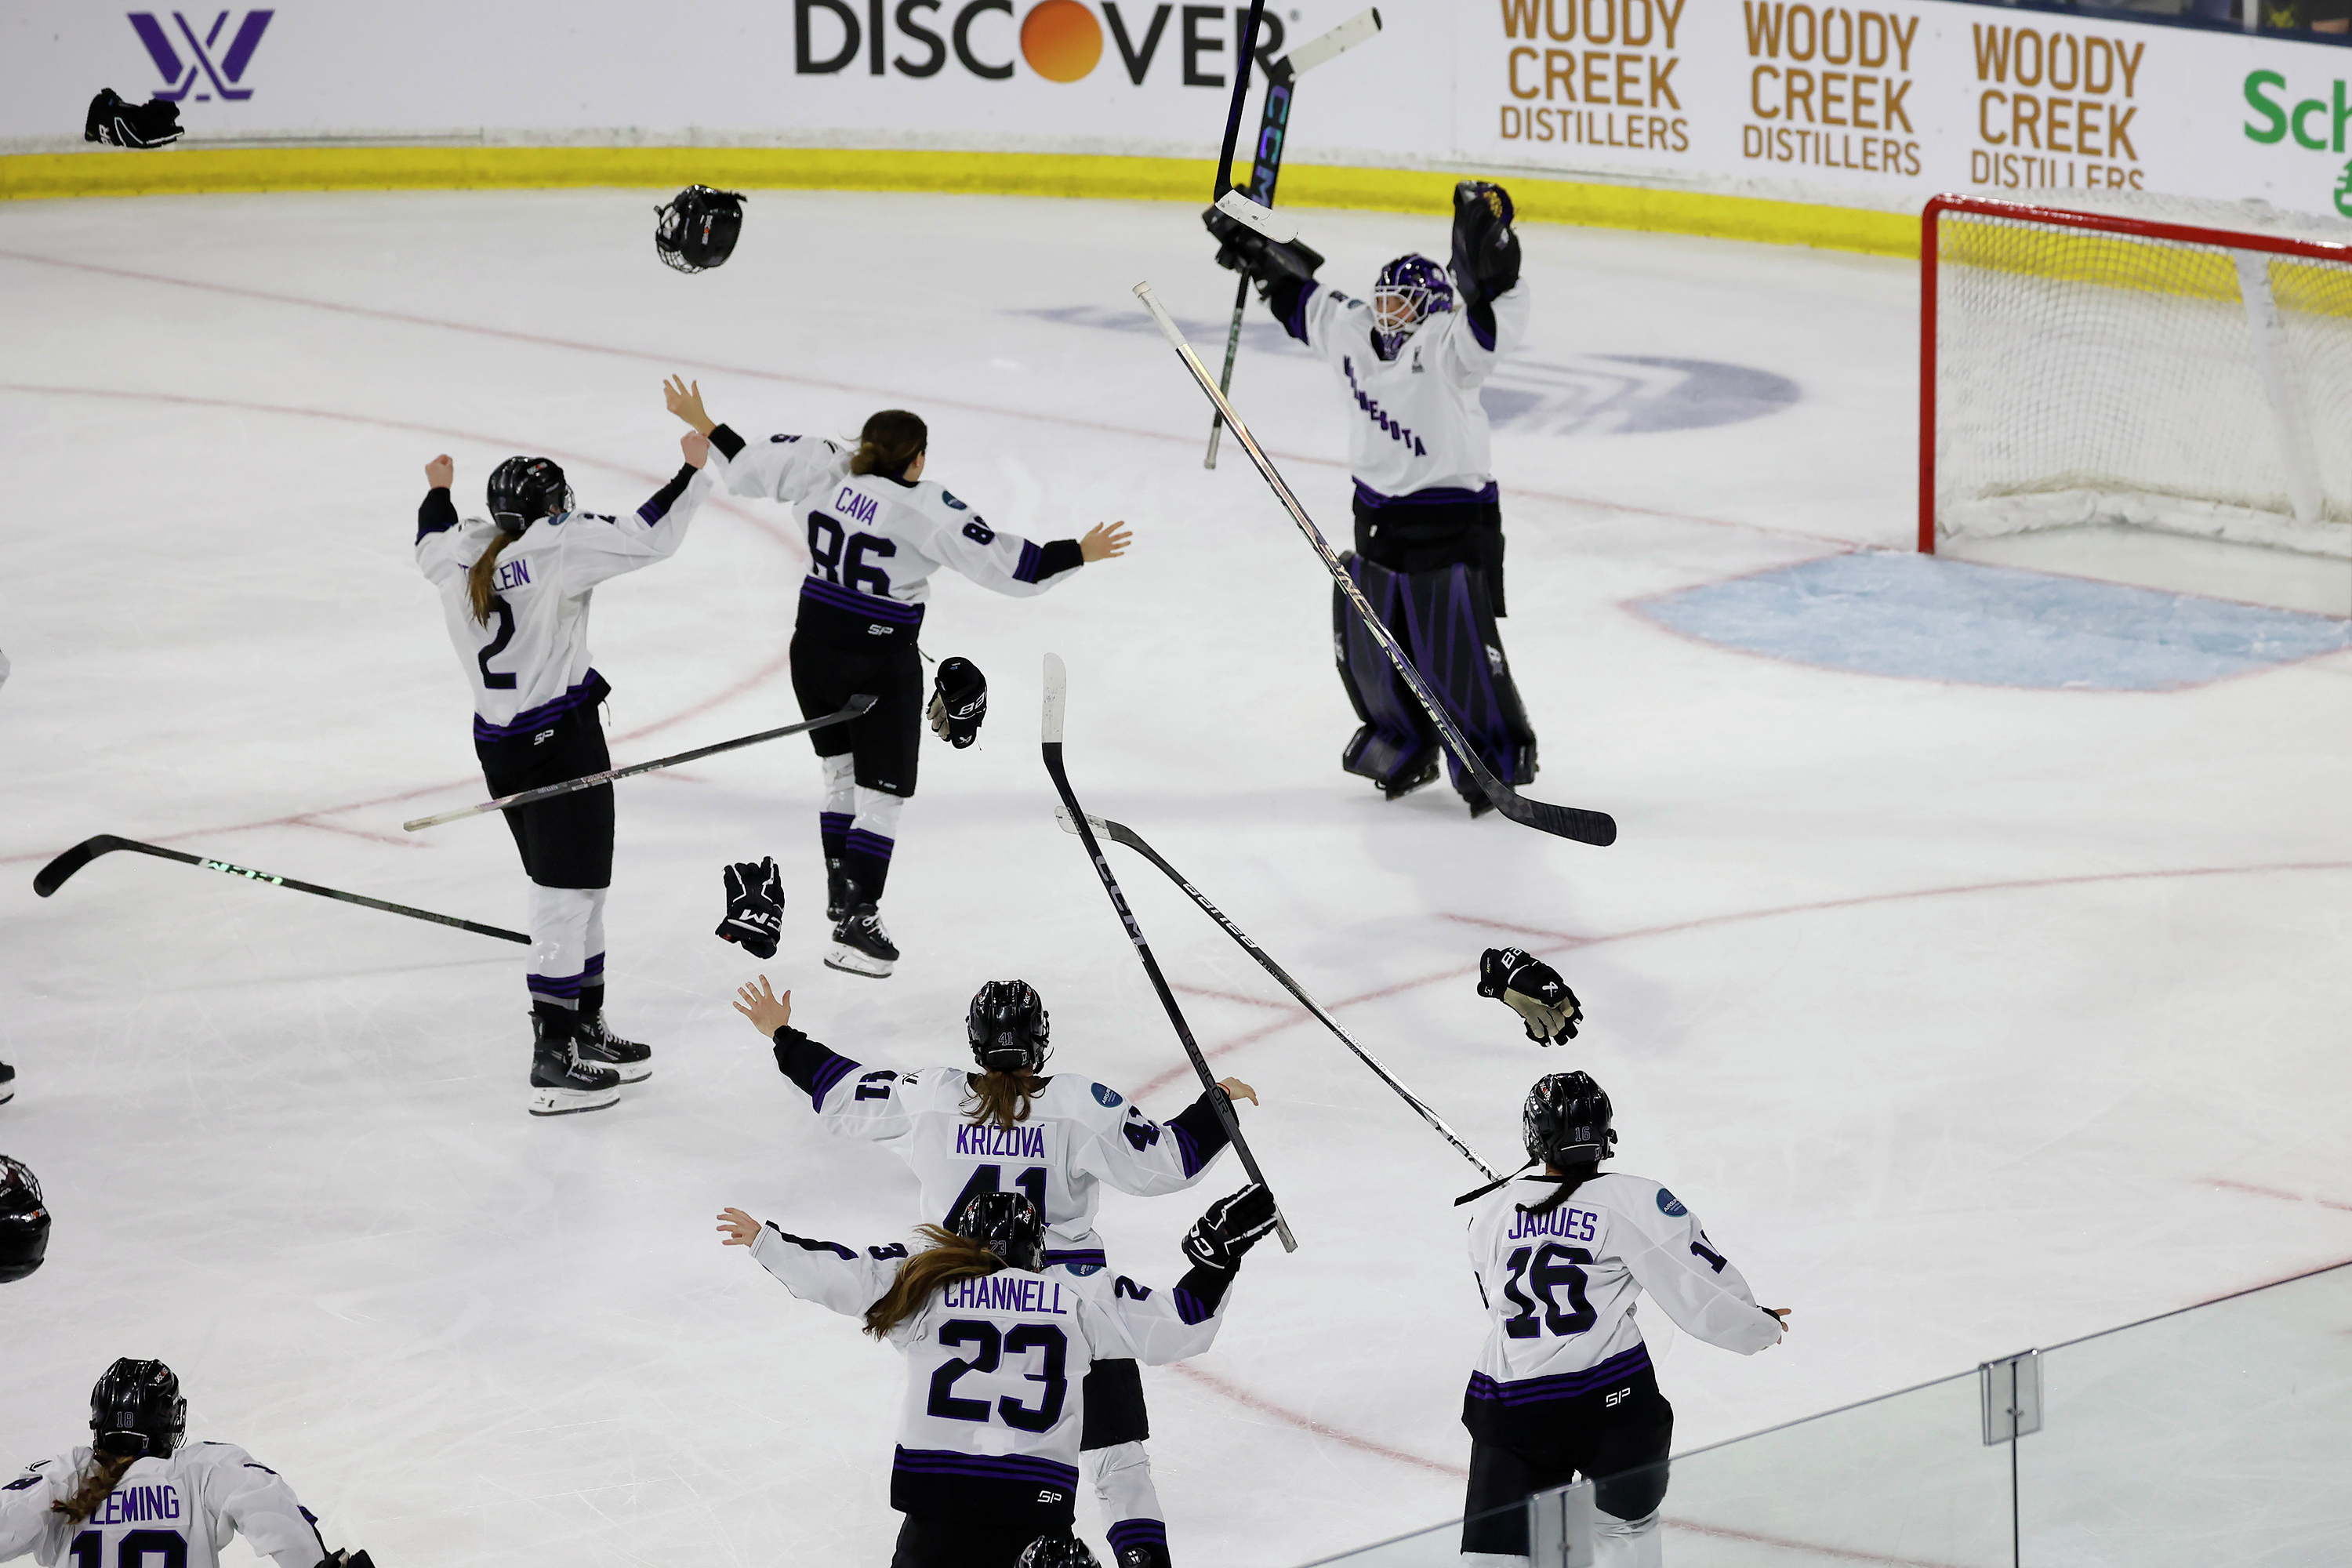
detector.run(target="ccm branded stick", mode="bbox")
[403,695,875,832]
[1133,282,1618,847]
[1056,804,1504,1180]
[32,836,529,944]
[1041,654,1297,1251]
[1206,8,1384,469]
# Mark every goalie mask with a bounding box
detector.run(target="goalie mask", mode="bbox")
[1523,1071,1617,1169]
[967,979,1051,1075]
[655,186,747,274]
[953,1189,1047,1273]
[486,456,572,537]
[90,1358,187,1458]
[1370,252,1454,358]
[0,1156,49,1283]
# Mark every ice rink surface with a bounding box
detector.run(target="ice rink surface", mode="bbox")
[2,191,2349,1567]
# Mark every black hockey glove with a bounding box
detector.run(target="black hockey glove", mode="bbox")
[85,89,183,151]
[318,1551,376,1568]
[715,856,784,960]
[1203,205,1324,298]
[1478,946,1581,1045]
[1181,1183,1280,1272]
[927,655,987,749]
[1450,180,1522,307]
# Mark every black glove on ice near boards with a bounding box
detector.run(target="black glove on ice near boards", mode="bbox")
[85,89,183,150]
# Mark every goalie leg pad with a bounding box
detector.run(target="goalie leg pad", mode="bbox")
[1334,555,1439,795]
[1393,563,1538,801]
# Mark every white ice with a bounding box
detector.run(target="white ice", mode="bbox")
[2,191,2349,1568]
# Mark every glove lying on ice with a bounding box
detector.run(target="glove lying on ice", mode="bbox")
[927,655,987,749]
[716,856,785,959]
[1478,946,1581,1045]
[85,89,183,150]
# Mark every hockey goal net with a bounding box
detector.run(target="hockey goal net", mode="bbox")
[1922,194,2352,561]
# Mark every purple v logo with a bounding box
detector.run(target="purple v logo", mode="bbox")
[128,10,273,102]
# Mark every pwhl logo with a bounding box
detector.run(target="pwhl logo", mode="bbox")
[795,0,1283,85]
[129,10,273,101]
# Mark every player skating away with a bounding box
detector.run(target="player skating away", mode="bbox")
[0,1359,372,1568]
[716,1185,1277,1568]
[663,377,1131,978]
[415,434,715,1116]
[1459,1073,1790,1568]
[733,975,1255,1568]
[1207,183,1537,815]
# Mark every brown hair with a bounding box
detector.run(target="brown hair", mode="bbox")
[963,1070,1038,1131]
[850,409,927,481]
[864,1225,1004,1338]
[53,1451,138,1526]
[466,531,519,626]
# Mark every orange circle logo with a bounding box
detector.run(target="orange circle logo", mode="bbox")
[1021,0,1102,82]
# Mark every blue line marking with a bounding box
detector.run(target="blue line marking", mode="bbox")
[1639,553,2352,691]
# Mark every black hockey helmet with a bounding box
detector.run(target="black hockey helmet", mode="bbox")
[486,456,572,536]
[1523,1071,1617,1170]
[953,1189,1046,1273]
[967,979,1051,1075]
[1018,1536,1101,1568]
[90,1358,187,1458]
[655,186,747,274]
[0,1156,49,1283]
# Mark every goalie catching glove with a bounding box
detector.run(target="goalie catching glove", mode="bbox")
[1181,1182,1281,1272]
[1450,180,1522,307]
[715,856,784,960]
[1479,946,1581,1044]
[1203,205,1324,299]
[927,655,987,748]
[85,89,183,150]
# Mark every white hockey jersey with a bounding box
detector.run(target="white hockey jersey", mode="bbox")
[771,1027,1235,1260]
[747,1220,1229,1530]
[0,1443,325,1568]
[1277,280,1531,505]
[1462,1172,1781,1443]
[705,425,1083,644]
[414,463,713,742]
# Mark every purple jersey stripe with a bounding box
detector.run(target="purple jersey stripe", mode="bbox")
[893,1446,1080,1489]
[1285,278,1319,342]
[1173,1287,1215,1325]
[1106,1521,1169,1553]
[799,575,924,624]
[1169,1121,1204,1178]
[1465,1344,1653,1406]
[1468,308,1497,352]
[1352,478,1501,509]
[473,670,607,743]
[763,1223,856,1261]
[820,811,853,831]
[808,1052,859,1109]
[1044,1248,1106,1269]
[1013,540,1044,584]
[844,829,896,859]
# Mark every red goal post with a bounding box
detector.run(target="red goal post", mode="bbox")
[1919,194,2352,559]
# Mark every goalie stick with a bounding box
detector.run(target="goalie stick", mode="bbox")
[1133,283,1619,848]
[1041,654,1298,1252]
[402,695,875,832]
[1206,8,1384,470]
[1055,803,1504,1181]
[32,836,528,944]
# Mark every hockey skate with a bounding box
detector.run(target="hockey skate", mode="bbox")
[824,857,851,923]
[528,1013,621,1116]
[826,899,899,979]
[574,1011,652,1083]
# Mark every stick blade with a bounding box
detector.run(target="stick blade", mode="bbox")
[1287,6,1381,74]
[1041,652,1069,745]
[1491,789,1618,847]
[33,836,129,898]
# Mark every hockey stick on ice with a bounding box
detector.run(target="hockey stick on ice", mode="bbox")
[1041,654,1297,1251]
[1206,9,1384,470]
[1055,804,1504,1180]
[1133,283,1619,848]
[401,695,876,832]
[32,836,529,944]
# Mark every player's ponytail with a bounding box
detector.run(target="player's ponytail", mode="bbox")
[964,1071,1038,1131]
[863,1225,1002,1338]
[466,532,517,627]
[1518,1160,1599,1219]
[53,1451,139,1525]
[849,409,927,481]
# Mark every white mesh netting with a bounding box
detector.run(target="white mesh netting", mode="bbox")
[1932,193,2352,560]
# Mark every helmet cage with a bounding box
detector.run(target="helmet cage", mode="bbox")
[1370,252,1456,336]
[655,187,747,274]
[953,1190,1046,1273]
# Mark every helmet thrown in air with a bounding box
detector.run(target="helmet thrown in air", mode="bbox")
[967,979,1051,1076]
[953,1189,1047,1273]
[90,1358,187,1458]
[486,456,572,537]
[1523,1071,1617,1170]
[655,186,747,274]
[0,1156,49,1283]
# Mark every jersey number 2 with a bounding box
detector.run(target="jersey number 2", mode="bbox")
[927,1320,1069,1432]
[1501,1243,1596,1339]
[477,597,517,690]
[72,1533,187,1568]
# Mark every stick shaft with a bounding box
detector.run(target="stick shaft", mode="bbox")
[1203,274,1250,466]
[1211,0,1269,198]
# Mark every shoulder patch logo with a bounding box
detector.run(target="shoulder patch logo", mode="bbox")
[1064,1261,1102,1277]
[941,490,969,511]
[1091,1083,1123,1108]
[1657,1189,1688,1218]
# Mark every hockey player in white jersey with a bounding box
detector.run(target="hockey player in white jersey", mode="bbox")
[1,1359,368,1568]
[717,1184,1276,1568]
[734,975,1254,1568]
[1208,183,1539,815]
[415,434,713,1115]
[1457,1073,1789,1567]
[664,376,1131,977]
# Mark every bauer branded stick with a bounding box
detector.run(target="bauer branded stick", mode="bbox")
[1206,8,1384,470]
[32,836,529,944]
[1041,654,1297,1251]
[1056,804,1504,1181]
[1132,283,1618,848]
[401,695,876,832]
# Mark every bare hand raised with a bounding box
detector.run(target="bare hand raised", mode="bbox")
[716,1207,760,1247]
[682,431,710,469]
[733,975,793,1035]
[1080,521,1131,563]
[1218,1076,1258,1107]
[665,375,717,436]
[425,454,453,489]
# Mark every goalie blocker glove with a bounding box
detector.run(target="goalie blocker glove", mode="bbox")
[85,89,183,150]
[1450,180,1522,307]
[1204,205,1325,299]
[715,856,784,960]
[927,655,987,748]
[1479,946,1581,1044]
[1181,1181,1280,1272]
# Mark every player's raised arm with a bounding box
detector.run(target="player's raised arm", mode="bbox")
[1073,1076,1258,1197]
[663,374,844,501]
[735,978,917,1137]
[723,1208,902,1318]
[1092,1183,1280,1365]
